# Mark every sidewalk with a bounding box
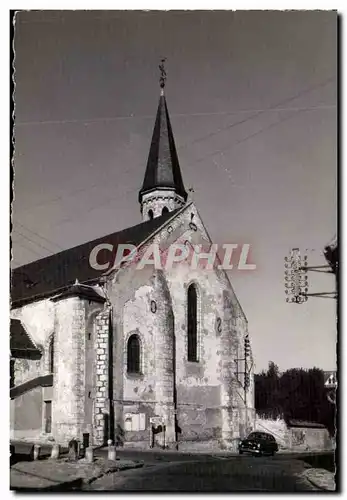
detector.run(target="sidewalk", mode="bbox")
[10,457,144,491]
[301,468,336,491]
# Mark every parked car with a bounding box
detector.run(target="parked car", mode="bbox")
[238,431,278,456]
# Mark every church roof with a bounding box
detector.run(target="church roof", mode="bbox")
[139,94,188,203]
[11,208,180,307]
[10,318,41,356]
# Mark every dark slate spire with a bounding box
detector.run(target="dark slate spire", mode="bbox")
[138,61,188,203]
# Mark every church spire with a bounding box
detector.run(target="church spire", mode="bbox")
[139,60,188,221]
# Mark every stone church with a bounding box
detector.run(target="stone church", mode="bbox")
[11,81,255,451]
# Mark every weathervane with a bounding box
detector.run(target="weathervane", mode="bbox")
[159,58,167,91]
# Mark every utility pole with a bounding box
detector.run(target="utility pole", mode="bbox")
[284,237,338,406]
[235,334,252,437]
[284,247,336,303]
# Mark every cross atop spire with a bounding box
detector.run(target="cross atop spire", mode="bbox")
[159,58,167,95]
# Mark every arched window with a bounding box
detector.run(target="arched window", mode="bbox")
[162,206,169,215]
[49,336,54,373]
[127,334,141,374]
[148,209,154,220]
[187,284,198,362]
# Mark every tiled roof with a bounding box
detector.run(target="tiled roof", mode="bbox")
[10,318,41,354]
[139,94,188,202]
[11,209,180,307]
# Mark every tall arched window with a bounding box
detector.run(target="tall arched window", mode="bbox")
[49,335,54,373]
[148,209,154,220]
[162,206,169,215]
[187,284,198,362]
[127,334,141,374]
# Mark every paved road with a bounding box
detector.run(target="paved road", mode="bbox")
[88,456,317,492]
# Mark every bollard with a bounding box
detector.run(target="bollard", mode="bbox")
[85,446,94,463]
[82,433,90,457]
[51,443,60,459]
[33,444,41,461]
[68,439,79,461]
[108,445,116,461]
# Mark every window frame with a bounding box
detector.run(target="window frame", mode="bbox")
[187,283,199,362]
[126,334,142,375]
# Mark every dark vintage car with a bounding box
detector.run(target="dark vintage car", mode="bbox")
[238,431,278,456]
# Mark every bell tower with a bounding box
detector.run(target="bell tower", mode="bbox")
[139,59,188,221]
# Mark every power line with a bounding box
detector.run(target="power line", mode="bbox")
[52,185,139,229]
[12,239,47,259]
[12,229,56,255]
[15,104,335,127]
[14,77,335,233]
[15,79,335,215]
[17,108,310,233]
[12,107,325,235]
[177,77,335,152]
[191,107,311,169]
[15,221,64,251]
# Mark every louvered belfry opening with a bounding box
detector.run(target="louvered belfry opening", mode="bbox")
[127,334,141,374]
[187,284,198,362]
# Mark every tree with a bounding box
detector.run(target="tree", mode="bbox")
[255,363,335,435]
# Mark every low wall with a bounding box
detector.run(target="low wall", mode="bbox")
[255,416,333,451]
[255,417,289,448]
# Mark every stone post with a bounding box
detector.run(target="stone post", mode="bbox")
[108,445,116,461]
[85,447,94,463]
[51,443,60,459]
[33,444,41,460]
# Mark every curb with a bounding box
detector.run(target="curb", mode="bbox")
[11,477,83,492]
[301,470,336,492]
[304,475,331,491]
[86,461,144,485]
[11,459,144,491]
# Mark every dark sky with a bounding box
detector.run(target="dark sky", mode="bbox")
[12,10,337,372]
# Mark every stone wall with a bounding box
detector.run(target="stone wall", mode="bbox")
[289,426,333,451]
[255,416,333,451]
